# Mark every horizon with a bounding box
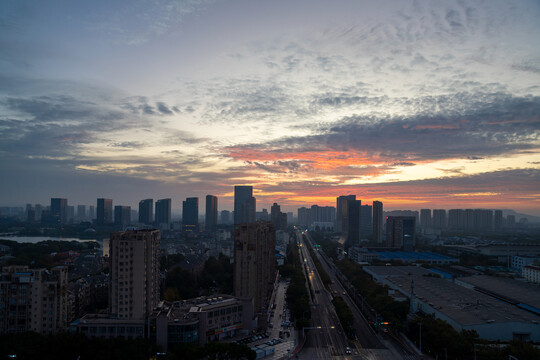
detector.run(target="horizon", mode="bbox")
[1,1,539,217]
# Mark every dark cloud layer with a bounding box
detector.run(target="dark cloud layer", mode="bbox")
[231,92,540,162]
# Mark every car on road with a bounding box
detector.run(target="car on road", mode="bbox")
[345,347,351,354]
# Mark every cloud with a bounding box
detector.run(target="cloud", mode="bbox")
[84,0,220,46]
[156,102,173,115]
[226,92,540,164]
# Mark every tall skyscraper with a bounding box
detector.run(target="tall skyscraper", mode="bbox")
[360,204,372,237]
[372,201,383,244]
[448,209,465,230]
[155,198,171,225]
[233,221,276,317]
[114,205,131,227]
[50,198,68,224]
[339,199,361,249]
[138,199,153,225]
[77,205,86,221]
[386,216,416,251]
[494,210,503,230]
[297,207,310,226]
[182,197,199,231]
[336,195,356,232]
[234,186,256,224]
[271,203,282,229]
[109,229,160,320]
[96,198,113,225]
[420,209,431,229]
[205,195,218,231]
[88,205,95,220]
[432,209,446,230]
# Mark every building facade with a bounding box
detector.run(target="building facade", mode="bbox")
[386,216,416,251]
[0,265,68,334]
[234,186,256,225]
[138,199,153,225]
[109,229,161,320]
[114,206,131,227]
[182,197,199,232]
[233,221,276,319]
[96,198,113,225]
[372,201,383,244]
[155,199,171,225]
[50,198,68,224]
[205,195,218,231]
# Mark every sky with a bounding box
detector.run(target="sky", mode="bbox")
[1,0,539,215]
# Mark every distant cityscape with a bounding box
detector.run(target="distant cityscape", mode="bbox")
[1,185,539,359]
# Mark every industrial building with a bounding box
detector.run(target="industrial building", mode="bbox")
[364,266,540,342]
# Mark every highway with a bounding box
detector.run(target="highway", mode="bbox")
[297,230,423,360]
[296,231,353,359]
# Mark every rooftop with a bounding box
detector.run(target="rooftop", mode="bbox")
[459,275,540,309]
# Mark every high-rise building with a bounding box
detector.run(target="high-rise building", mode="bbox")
[297,207,310,227]
[386,216,416,251]
[372,201,383,244]
[234,186,256,224]
[77,205,86,221]
[432,209,446,230]
[0,265,68,334]
[360,205,372,237]
[507,215,516,228]
[448,209,466,230]
[138,199,153,225]
[420,209,431,229]
[67,206,75,222]
[155,199,171,225]
[34,204,43,222]
[494,210,503,230]
[465,209,475,230]
[233,221,276,317]
[205,195,218,231]
[109,229,160,320]
[256,209,269,221]
[96,198,113,225]
[114,205,131,227]
[339,199,361,249]
[88,205,95,220]
[50,198,68,224]
[182,197,199,231]
[220,210,231,225]
[336,195,356,232]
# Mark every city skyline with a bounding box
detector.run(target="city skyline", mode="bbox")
[1,1,539,215]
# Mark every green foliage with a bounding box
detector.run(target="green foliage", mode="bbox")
[198,254,233,294]
[304,235,332,289]
[161,253,186,270]
[284,240,311,327]
[337,259,408,328]
[163,254,233,300]
[309,232,340,262]
[0,239,99,268]
[332,296,355,339]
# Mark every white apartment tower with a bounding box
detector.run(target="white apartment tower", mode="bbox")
[109,229,160,320]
